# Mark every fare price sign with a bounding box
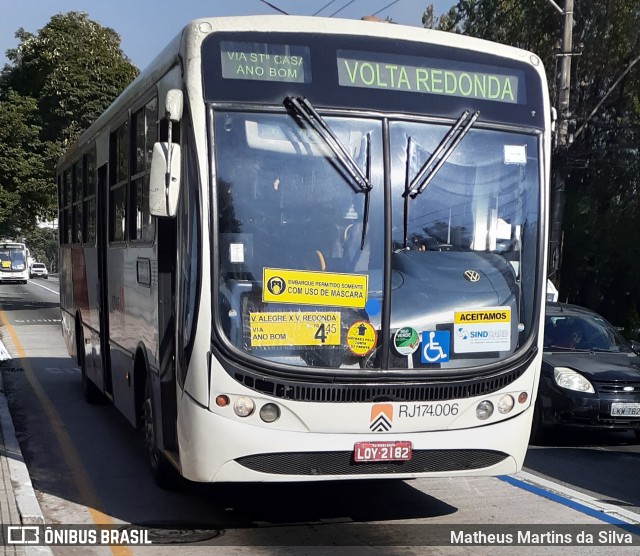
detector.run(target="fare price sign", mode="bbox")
[250,311,340,347]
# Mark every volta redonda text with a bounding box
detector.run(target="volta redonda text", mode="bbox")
[338,56,519,104]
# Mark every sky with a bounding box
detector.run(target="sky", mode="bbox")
[1,0,454,71]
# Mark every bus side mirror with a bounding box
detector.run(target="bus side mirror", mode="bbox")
[149,142,181,217]
[165,89,183,122]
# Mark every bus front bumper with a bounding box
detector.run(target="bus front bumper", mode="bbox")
[177,393,530,483]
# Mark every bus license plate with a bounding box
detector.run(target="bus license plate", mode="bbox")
[611,403,640,417]
[353,441,412,462]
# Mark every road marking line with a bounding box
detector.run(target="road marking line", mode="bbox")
[501,471,640,528]
[27,281,59,295]
[0,308,132,556]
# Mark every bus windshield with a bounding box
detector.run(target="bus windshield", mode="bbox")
[0,244,27,271]
[214,109,540,373]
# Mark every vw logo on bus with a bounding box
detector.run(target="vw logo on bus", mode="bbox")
[463,270,481,283]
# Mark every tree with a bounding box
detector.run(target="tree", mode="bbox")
[1,11,139,145]
[26,226,58,272]
[0,11,138,239]
[0,92,50,237]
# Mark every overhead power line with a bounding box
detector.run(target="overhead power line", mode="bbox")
[329,0,356,17]
[372,0,401,17]
[258,0,289,15]
[313,0,340,16]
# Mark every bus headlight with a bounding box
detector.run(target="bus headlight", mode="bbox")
[498,395,515,414]
[259,403,281,423]
[553,367,594,393]
[233,397,255,417]
[476,400,494,420]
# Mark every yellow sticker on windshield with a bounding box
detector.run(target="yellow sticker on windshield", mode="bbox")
[250,312,340,347]
[1,261,10,268]
[262,268,367,308]
[346,321,377,356]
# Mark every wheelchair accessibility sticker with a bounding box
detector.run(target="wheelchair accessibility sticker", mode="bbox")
[421,331,450,363]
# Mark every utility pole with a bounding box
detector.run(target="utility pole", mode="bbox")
[556,0,574,149]
[547,0,574,288]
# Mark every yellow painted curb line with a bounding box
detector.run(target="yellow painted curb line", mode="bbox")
[0,308,132,556]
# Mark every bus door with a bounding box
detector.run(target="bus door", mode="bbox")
[156,118,180,454]
[97,163,113,396]
[156,215,178,453]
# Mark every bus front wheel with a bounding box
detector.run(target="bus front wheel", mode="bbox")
[141,379,179,489]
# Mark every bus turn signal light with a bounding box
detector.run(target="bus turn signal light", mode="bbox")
[215,395,230,407]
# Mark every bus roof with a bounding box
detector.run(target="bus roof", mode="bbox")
[58,15,548,169]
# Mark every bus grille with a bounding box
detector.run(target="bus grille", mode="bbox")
[236,449,508,475]
[233,367,525,402]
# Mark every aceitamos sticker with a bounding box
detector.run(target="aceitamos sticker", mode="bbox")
[453,306,511,353]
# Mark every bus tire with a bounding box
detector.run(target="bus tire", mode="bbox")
[141,378,179,489]
[77,321,103,404]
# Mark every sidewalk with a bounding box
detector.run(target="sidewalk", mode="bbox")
[0,338,51,556]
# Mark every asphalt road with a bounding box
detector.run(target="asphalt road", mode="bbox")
[1,278,640,555]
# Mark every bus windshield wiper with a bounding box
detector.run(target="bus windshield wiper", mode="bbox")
[404,110,479,199]
[284,96,372,248]
[284,96,372,193]
[400,110,478,250]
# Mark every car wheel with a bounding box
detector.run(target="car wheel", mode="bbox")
[529,400,547,445]
[141,379,180,489]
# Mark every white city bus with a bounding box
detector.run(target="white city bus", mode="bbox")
[0,241,30,284]
[57,16,551,486]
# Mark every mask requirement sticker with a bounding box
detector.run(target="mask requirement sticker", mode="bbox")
[263,268,368,309]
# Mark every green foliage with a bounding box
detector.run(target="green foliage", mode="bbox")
[0,11,138,241]
[23,226,58,272]
[2,12,139,145]
[0,92,50,237]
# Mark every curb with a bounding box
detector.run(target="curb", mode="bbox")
[0,340,44,525]
[0,337,54,555]
[0,370,45,525]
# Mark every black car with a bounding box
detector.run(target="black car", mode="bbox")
[531,302,640,443]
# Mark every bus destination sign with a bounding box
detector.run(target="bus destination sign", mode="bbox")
[337,50,523,104]
[221,41,311,83]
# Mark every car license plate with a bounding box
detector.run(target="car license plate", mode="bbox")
[353,441,412,462]
[610,403,640,417]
